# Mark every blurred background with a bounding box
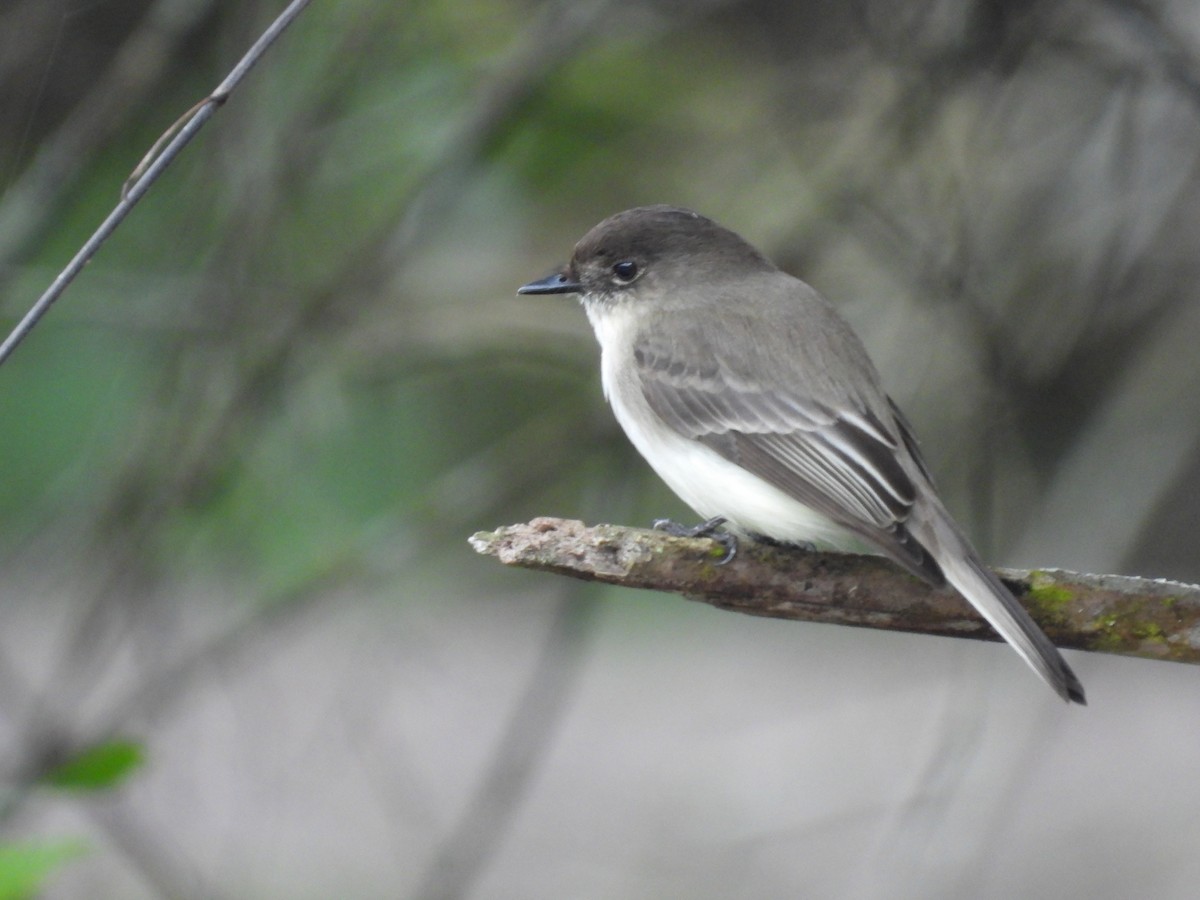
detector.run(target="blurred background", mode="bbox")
[1,0,1199,896]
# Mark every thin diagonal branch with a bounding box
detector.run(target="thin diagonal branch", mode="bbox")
[0,0,218,271]
[470,517,1200,664]
[0,0,312,368]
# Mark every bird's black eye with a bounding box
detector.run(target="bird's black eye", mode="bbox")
[611,260,638,283]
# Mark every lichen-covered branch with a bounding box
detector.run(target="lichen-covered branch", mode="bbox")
[469,517,1200,664]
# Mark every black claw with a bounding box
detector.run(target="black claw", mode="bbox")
[653,516,738,564]
[709,531,738,565]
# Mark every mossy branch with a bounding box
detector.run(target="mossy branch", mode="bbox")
[469,517,1200,664]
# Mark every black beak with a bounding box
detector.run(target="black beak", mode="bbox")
[517,272,582,295]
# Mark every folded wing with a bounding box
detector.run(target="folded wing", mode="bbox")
[634,333,944,585]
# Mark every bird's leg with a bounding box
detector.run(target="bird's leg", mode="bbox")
[652,515,737,564]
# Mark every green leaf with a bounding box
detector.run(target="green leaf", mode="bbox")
[0,841,87,900]
[42,740,145,791]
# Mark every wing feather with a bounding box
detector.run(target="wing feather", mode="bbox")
[635,330,943,584]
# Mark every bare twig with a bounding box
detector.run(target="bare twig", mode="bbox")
[0,0,313,369]
[470,518,1200,663]
[0,0,218,271]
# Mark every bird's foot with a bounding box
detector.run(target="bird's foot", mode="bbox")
[653,515,737,564]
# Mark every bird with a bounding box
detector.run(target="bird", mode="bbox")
[518,204,1085,704]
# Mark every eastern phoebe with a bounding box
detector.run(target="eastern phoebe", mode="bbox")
[519,205,1084,704]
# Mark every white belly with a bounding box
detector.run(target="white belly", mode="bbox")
[588,304,859,549]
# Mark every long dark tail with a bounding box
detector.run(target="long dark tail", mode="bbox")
[927,513,1086,704]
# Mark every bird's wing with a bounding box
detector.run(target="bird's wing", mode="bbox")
[633,319,944,584]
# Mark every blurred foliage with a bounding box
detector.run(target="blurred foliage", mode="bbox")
[41,740,144,792]
[1,0,1199,897]
[0,841,87,900]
